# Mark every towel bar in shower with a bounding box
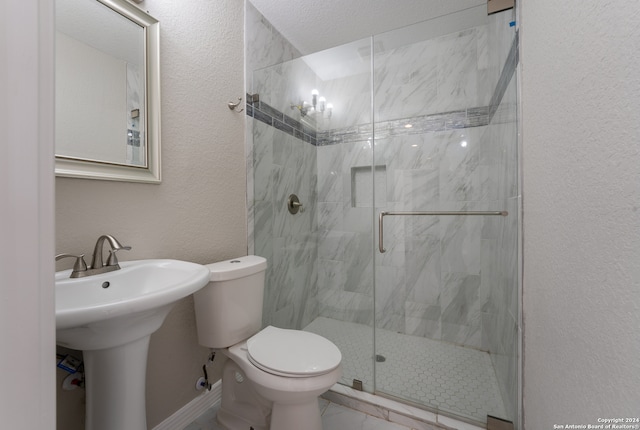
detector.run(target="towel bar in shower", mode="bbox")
[378,210,508,253]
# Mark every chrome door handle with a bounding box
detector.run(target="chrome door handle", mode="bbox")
[378,210,508,253]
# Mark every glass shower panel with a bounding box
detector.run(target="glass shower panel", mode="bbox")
[372,5,519,425]
[307,38,376,392]
[251,56,321,332]
[251,38,377,391]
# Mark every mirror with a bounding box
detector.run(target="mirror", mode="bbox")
[55,0,161,183]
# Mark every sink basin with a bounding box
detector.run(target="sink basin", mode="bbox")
[56,259,210,349]
[55,259,210,430]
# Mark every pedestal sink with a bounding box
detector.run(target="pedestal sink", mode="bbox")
[55,259,210,430]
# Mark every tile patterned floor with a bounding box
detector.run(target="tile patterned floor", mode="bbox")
[304,317,506,423]
[184,398,411,430]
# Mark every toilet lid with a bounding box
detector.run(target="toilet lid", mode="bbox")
[246,326,342,377]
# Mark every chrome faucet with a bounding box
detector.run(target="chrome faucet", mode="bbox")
[56,235,131,278]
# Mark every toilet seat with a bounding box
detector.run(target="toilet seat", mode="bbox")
[246,326,341,378]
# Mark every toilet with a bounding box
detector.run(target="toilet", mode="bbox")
[193,255,342,430]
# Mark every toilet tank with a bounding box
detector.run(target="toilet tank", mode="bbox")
[193,255,267,349]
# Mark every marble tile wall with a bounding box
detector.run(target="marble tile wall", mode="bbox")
[317,128,502,346]
[373,27,490,123]
[246,2,320,330]
[252,118,319,329]
[314,23,511,349]
[246,0,302,258]
[253,58,321,121]
[244,2,300,91]
[316,137,376,325]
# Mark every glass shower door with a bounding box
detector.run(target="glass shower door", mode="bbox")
[371,5,520,425]
[308,37,377,392]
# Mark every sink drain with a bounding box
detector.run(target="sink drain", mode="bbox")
[375,354,386,362]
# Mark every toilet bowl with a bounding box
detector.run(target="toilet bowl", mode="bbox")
[193,256,342,430]
[220,326,341,430]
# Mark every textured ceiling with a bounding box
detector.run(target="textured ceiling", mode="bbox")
[249,0,486,55]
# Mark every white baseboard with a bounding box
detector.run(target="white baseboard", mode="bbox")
[152,380,221,430]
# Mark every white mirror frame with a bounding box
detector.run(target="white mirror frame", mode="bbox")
[55,0,161,183]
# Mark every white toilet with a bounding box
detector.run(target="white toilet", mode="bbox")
[193,255,342,430]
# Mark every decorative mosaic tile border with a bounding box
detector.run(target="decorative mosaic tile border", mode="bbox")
[247,99,318,145]
[316,106,491,146]
[247,100,491,147]
[246,30,519,147]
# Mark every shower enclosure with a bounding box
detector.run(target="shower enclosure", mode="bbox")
[248,4,520,427]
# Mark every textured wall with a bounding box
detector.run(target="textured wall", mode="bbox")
[54,0,245,428]
[521,1,640,427]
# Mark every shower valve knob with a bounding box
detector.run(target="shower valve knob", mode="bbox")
[287,194,304,214]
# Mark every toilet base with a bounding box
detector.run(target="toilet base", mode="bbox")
[217,349,341,430]
[217,359,271,430]
[271,400,322,430]
[216,346,337,430]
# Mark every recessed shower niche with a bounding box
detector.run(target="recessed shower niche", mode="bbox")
[351,165,387,208]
